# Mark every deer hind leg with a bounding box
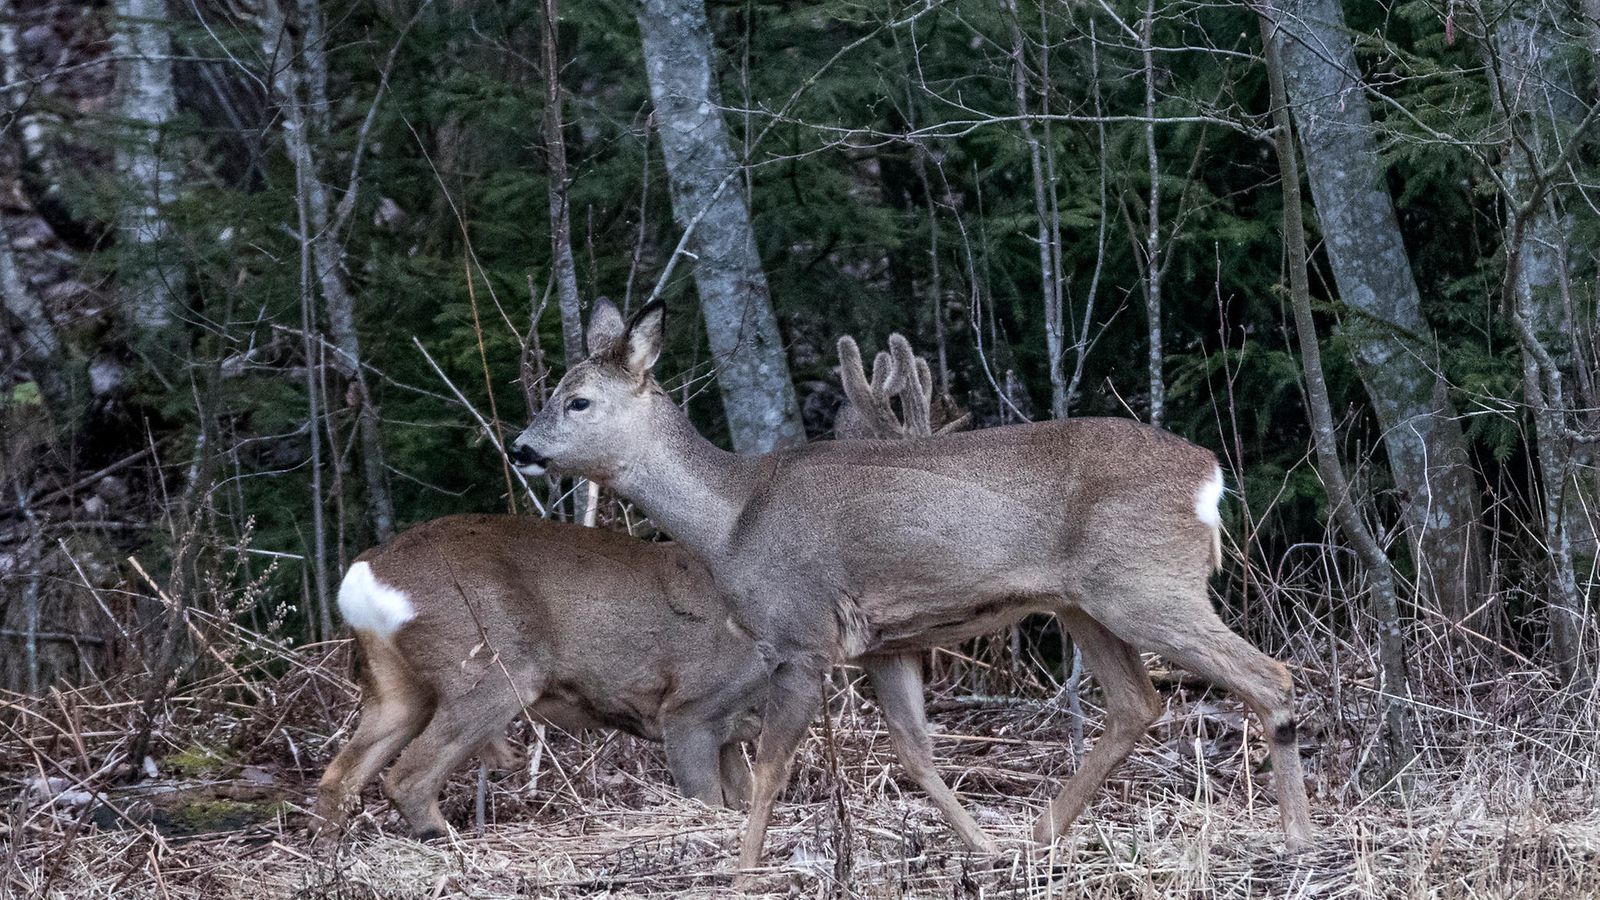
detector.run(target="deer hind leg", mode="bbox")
[313,640,433,835]
[1090,592,1313,849]
[863,652,997,853]
[737,657,827,876]
[382,681,527,839]
[1034,608,1161,845]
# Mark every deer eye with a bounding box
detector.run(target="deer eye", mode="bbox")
[566,397,591,412]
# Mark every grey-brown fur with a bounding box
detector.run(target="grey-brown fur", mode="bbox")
[312,514,765,838]
[512,300,1315,872]
[314,317,994,851]
[829,332,994,852]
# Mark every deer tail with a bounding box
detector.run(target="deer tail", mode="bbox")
[1195,465,1225,572]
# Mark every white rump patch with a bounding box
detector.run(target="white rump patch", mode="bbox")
[337,561,415,638]
[1195,466,1224,527]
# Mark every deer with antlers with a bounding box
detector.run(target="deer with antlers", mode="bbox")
[511,300,1313,874]
[314,313,1000,850]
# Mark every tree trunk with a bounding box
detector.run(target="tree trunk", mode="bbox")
[1485,0,1594,686]
[111,0,185,345]
[542,0,594,523]
[1139,0,1164,428]
[0,230,68,413]
[636,0,804,453]
[541,0,585,371]
[269,0,396,543]
[1585,0,1600,97]
[2,0,98,250]
[1259,11,1415,781]
[1266,0,1484,629]
[1000,0,1066,422]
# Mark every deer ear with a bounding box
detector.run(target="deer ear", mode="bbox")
[586,297,625,356]
[624,301,665,374]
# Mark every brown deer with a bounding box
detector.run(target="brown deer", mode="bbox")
[314,312,995,851]
[511,300,1314,873]
[311,513,768,838]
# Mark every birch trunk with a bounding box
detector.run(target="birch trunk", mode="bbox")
[1139,0,1164,428]
[0,230,68,413]
[541,0,584,371]
[1000,0,1066,422]
[111,0,186,344]
[1266,0,1485,628]
[267,0,396,542]
[4,9,79,417]
[2,0,95,249]
[636,0,804,452]
[1486,0,1594,685]
[1259,11,1415,778]
[541,0,594,523]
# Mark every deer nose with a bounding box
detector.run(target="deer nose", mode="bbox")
[510,442,546,468]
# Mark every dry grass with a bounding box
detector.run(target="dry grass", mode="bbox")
[4,624,1598,900]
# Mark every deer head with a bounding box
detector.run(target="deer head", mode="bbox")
[512,298,668,481]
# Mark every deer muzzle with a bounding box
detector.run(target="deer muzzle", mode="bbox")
[510,441,549,476]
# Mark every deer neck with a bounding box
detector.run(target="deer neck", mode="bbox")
[609,395,759,555]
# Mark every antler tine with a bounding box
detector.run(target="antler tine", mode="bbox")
[837,335,901,438]
[837,335,875,410]
[907,357,938,438]
[870,349,906,401]
[888,334,932,437]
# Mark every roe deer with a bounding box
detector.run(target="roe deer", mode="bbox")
[312,513,767,838]
[315,311,996,850]
[511,300,1314,872]
[826,331,996,852]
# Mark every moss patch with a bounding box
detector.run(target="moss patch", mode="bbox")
[152,796,291,836]
[164,745,237,778]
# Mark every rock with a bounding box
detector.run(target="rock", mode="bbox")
[240,765,275,786]
[19,24,60,56]
[24,775,72,802]
[95,476,129,502]
[89,356,124,396]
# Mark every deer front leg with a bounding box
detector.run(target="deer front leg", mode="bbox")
[661,715,727,807]
[736,658,825,877]
[719,743,751,808]
[863,653,997,853]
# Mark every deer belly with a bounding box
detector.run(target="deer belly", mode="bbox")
[531,683,663,741]
[852,588,1058,655]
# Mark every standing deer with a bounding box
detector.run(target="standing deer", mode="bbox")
[315,309,997,851]
[511,300,1314,873]
[312,513,767,837]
